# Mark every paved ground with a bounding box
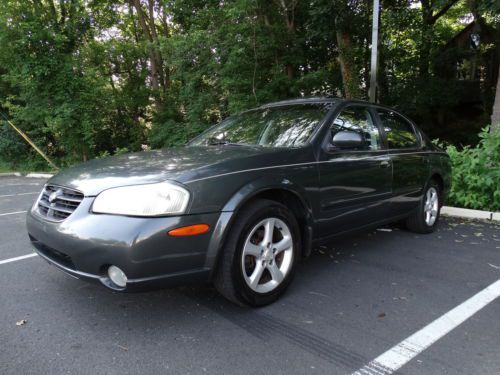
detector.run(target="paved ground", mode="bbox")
[0,176,499,375]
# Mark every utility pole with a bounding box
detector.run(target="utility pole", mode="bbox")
[369,0,380,103]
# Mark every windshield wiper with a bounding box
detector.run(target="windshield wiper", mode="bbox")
[207,138,245,146]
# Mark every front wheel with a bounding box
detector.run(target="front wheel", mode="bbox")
[214,199,300,306]
[405,180,441,234]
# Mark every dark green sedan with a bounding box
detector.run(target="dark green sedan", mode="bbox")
[26,98,451,306]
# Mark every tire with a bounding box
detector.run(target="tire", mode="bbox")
[405,180,442,234]
[213,199,301,306]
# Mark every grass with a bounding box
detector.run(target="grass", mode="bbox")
[0,160,13,173]
[0,159,57,174]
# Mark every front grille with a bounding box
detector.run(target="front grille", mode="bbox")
[37,185,84,221]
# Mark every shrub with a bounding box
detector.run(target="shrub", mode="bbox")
[443,127,500,212]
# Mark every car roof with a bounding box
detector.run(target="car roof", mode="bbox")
[260,97,337,108]
[260,97,398,112]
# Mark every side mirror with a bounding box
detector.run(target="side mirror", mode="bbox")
[329,131,364,150]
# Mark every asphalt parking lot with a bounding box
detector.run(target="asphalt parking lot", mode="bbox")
[1,175,499,375]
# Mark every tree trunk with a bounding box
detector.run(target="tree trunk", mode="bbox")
[336,29,360,98]
[491,65,500,131]
[147,0,166,93]
[419,1,434,78]
[131,0,164,109]
[275,0,297,80]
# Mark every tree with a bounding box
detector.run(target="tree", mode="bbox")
[130,0,170,110]
[491,65,500,130]
[0,0,498,169]
[419,0,459,77]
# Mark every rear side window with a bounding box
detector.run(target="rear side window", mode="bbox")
[331,106,381,150]
[377,110,419,149]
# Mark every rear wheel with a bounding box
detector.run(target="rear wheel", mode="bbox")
[214,199,300,306]
[405,180,441,234]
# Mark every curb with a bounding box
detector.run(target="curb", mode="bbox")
[25,173,54,179]
[441,206,499,222]
[0,172,54,179]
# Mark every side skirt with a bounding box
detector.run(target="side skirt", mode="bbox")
[310,212,412,248]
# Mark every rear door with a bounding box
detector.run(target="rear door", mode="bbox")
[375,109,430,217]
[316,104,392,237]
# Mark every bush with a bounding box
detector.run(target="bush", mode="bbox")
[0,123,54,171]
[443,127,500,212]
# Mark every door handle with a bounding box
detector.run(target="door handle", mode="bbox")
[380,160,390,168]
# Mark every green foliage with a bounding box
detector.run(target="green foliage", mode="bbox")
[0,0,147,165]
[0,159,10,173]
[0,0,498,166]
[442,128,500,211]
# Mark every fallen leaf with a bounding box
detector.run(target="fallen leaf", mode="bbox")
[377,228,392,232]
[378,313,386,318]
[308,291,329,298]
[116,344,129,351]
[488,263,500,270]
[16,320,27,326]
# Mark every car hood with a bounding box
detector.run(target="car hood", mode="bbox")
[47,146,282,196]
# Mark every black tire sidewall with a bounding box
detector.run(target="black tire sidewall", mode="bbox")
[231,202,300,306]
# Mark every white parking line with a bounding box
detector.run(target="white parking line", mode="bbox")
[0,210,28,216]
[352,279,500,375]
[0,192,38,198]
[0,253,38,265]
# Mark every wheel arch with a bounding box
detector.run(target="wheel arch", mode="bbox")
[429,173,444,190]
[429,172,445,206]
[205,177,314,280]
[240,188,314,257]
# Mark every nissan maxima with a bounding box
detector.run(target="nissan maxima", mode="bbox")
[27,98,451,306]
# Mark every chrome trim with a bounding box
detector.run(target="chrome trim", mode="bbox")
[35,184,84,222]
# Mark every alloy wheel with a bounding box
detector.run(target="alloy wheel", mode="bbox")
[424,187,439,226]
[241,217,294,294]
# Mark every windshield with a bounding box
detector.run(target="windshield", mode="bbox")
[188,103,333,147]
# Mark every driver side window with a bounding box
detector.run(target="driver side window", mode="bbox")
[331,106,381,150]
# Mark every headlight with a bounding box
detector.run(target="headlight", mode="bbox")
[92,182,190,216]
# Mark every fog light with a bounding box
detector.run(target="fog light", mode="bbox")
[108,265,127,288]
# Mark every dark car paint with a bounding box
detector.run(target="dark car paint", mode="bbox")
[28,199,216,290]
[26,98,451,291]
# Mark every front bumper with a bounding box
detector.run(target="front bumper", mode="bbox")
[26,197,221,291]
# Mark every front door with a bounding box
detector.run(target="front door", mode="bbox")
[316,105,392,237]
